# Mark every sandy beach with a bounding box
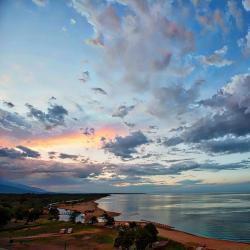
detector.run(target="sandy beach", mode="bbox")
[60,199,250,250]
[57,199,120,221]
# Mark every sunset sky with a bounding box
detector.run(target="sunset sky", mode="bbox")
[1,0,250,193]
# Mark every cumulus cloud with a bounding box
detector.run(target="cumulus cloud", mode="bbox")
[242,0,250,11]
[26,103,68,129]
[112,105,135,118]
[165,73,250,154]
[71,0,194,90]
[148,81,202,119]
[199,136,250,154]
[198,46,233,67]
[0,108,31,138]
[103,131,150,159]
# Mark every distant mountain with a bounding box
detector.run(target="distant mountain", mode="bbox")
[0,179,47,193]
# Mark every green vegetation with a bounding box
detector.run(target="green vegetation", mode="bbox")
[114,222,158,250]
[0,206,12,226]
[0,193,108,227]
[0,220,95,238]
[48,206,59,220]
[94,234,114,244]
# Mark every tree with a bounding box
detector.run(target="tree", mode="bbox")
[114,226,135,250]
[48,207,59,220]
[105,215,115,226]
[135,227,153,250]
[129,221,137,229]
[89,216,98,224]
[14,206,29,221]
[26,208,42,223]
[0,206,12,226]
[102,212,115,226]
[70,211,80,223]
[144,223,158,242]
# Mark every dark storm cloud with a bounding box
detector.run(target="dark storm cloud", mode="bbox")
[0,108,31,138]
[112,105,135,118]
[26,103,68,129]
[117,160,250,177]
[91,87,107,95]
[103,131,150,159]
[0,146,40,159]
[0,158,103,180]
[165,73,250,154]
[199,137,250,154]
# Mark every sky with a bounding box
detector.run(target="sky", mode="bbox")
[0,0,250,193]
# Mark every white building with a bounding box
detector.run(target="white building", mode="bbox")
[57,208,85,223]
[75,213,85,223]
[97,215,108,223]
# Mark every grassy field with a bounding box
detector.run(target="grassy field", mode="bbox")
[0,220,116,250]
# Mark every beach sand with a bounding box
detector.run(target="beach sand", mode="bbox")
[57,199,120,221]
[58,199,250,250]
[157,227,250,250]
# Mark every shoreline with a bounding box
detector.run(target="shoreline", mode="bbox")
[96,199,250,250]
[57,198,250,250]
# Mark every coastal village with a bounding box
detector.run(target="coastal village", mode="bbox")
[1,194,249,250]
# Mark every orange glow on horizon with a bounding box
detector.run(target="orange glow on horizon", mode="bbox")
[18,127,126,150]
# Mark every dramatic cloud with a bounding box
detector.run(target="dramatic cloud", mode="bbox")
[26,103,68,129]
[0,158,103,180]
[91,87,107,95]
[199,136,250,154]
[165,73,250,154]
[112,105,135,118]
[0,146,40,159]
[103,131,150,159]
[148,81,201,118]
[198,46,233,67]
[0,109,31,138]
[71,0,194,90]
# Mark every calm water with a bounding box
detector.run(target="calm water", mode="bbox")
[97,193,250,243]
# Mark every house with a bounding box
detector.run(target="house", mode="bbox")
[57,208,85,223]
[58,208,72,222]
[75,213,85,223]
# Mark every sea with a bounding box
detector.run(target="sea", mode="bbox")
[97,193,250,243]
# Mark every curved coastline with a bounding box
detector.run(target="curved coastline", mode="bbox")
[95,199,250,250]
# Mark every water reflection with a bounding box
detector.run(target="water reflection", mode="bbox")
[97,193,250,242]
